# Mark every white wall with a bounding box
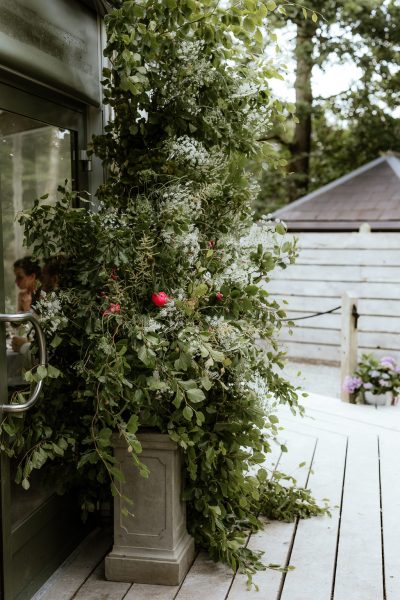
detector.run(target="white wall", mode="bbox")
[268,232,400,365]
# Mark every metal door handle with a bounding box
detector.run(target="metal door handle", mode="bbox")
[0,312,47,413]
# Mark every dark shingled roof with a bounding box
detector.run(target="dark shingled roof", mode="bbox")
[273,155,400,231]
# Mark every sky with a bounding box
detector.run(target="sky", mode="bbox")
[267,23,364,103]
[271,60,363,103]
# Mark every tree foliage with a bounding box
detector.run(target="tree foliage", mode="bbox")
[1,0,328,582]
[257,0,400,212]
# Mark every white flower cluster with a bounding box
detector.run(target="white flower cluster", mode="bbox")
[101,207,127,230]
[239,222,272,250]
[157,300,187,332]
[176,40,205,62]
[98,336,114,356]
[158,299,177,319]
[158,184,201,266]
[233,81,259,98]
[214,220,292,288]
[168,136,211,169]
[216,322,244,352]
[160,183,202,224]
[175,226,201,266]
[243,103,272,137]
[142,317,162,334]
[34,291,68,334]
[161,42,217,115]
[241,372,273,407]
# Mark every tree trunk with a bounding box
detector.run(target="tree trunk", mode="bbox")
[289,19,316,200]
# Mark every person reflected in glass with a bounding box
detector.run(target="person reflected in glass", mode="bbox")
[13,256,41,312]
[11,257,41,353]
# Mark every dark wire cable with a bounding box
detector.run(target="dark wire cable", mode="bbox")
[281,305,341,322]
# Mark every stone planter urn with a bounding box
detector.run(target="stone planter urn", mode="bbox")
[364,390,393,406]
[105,432,195,585]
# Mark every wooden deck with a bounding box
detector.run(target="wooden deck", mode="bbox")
[32,394,400,600]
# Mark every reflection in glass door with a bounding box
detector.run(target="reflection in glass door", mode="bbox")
[0,111,75,311]
[0,109,84,600]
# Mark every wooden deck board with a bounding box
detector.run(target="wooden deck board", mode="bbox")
[31,527,113,600]
[227,429,317,599]
[280,430,346,600]
[174,552,233,600]
[124,583,179,600]
[72,563,131,600]
[333,434,384,600]
[379,433,400,599]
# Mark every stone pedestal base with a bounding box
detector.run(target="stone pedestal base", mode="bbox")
[105,432,195,586]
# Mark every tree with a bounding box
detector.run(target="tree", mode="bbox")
[258,0,400,209]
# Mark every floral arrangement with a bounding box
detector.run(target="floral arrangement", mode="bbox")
[344,354,400,404]
[3,0,328,584]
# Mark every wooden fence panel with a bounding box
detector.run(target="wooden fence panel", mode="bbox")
[271,232,400,364]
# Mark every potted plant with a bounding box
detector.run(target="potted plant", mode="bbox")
[344,354,400,405]
[2,0,328,587]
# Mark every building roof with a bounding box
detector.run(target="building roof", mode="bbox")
[273,154,400,231]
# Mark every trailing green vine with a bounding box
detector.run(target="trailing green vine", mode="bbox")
[1,0,329,584]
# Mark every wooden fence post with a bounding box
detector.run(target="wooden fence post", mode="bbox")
[340,292,359,402]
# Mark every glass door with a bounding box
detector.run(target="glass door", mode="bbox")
[0,100,88,600]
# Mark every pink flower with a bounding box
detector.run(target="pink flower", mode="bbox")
[216,292,223,302]
[343,376,362,394]
[103,303,121,316]
[380,356,396,369]
[110,268,119,281]
[151,292,170,307]
[208,240,215,248]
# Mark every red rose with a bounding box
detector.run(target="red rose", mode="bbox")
[216,292,223,301]
[151,292,170,307]
[111,268,119,281]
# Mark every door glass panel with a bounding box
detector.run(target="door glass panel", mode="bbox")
[0,109,75,528]
[0,110,74,312]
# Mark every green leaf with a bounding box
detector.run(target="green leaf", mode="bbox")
[196,411,205,426]
[243,16,255,32]
[245,284,259,296]
[127,415,139,434]
[179,379,197,390]
[36,365,47,380]
[200,377,212,391]
[173,389,183,408]
[183,405,193,420]
[209,349,225,363]
[266,0,277,10]
[311,12,318,23]
[137,345,156,367]
[192,283,208,298]
[275,223,286,235]
[186,388,206,403]
[47,364,61,378]
[50,334,62,348]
